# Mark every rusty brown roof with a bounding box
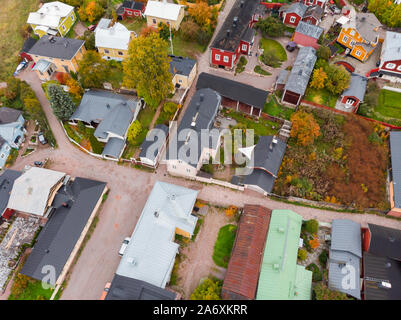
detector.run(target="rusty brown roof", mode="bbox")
[222,204,272,300]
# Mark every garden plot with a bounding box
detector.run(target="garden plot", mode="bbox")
[0,217,41,289]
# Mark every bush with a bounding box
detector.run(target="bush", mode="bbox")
[163,101,178,114]
[306,263,322,282]
[305,219,319,234]
[261,51,281,68]
[89,134,103,154]
[212,224,237,268]
[190,278,222,300]
[319,250,329,268]
[297,248,308,261]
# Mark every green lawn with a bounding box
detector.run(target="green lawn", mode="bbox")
[171,33,207,59]
[259,38,287,62]
[377,89,401,120]
[263,96,295,120]
[304,87,339,108]
[0,0,40,81]
[108,66,124,89]
[254,65,272,76]
[212,224,237,268]
[120,18,147,35]
[8,276,56,300]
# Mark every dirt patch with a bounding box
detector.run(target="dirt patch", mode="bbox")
[169,206,234,299]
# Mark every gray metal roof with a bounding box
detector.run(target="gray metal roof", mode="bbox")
[167,88,221,167]
[169,56,196,77]
[244,169,276,194]
[284,2,307,17]
[70,90,140,139]
[102,137,125,159]
[328,219,362,299]
[0,107,22,124]
[390,131,401,209]
[0,170,22,215]
[21,177,107,282]
[196,72,269,109]
[331,219,362,258]
[304,5,323,20]
[368,223,401,260]
[284,47,317,95]
[276,69,289,85]
[342,73,368,101]
[381,31,401,63]
[28,35,85,60]
[139,124,169,160]
[295,21,323,40]
[116,181,198,288]
[106,274,176,300]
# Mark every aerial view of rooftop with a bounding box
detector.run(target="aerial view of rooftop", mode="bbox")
[0,0,400,309]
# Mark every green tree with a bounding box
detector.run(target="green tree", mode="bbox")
[24,98,42,119]
[298,248,308,261]
[190,278,222,300]
[256,16,285,38]
[78,50,110,88]
[47,84,76,120]
[325,64,351,95]
[123,33,173,107]
[127,120,142,144]
[261,51,281,68]
[163,101,177,114]
[316,46,331,61]
[305,219,319,234]
[158,22,170,41]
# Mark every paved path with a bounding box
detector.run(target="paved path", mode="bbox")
[3,5,400,300]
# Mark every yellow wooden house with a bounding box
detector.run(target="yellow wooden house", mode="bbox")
[144,0,185,31]
[336,13,382,62]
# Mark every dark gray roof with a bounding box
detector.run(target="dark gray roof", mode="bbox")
[167,88,221,167]
[284,46,317,95]
[102,137,125,159]
[363,252,401,300]
[284,2,307,17]
[70,90,139,139]
[20,37,37,54]
[390,131,401,209]
[139,124,169,160]
[0,107,22,124]
[0,170,22,215]
[169,55,196,76]
[354,13,381,43]
[106,274,176,300]
[368,223,401,260]
[211,0,262,52]
[295,21,323,39]
[28,35,85,60]
[21,177,106,282]
[342,73,368,101]
[196,72,268,109]
[243,136,287,194]
[328,219,362,299]
[303,5,323,20]
[121,0,144,10]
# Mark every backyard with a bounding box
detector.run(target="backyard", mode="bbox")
[263,94,295,120]
[63,122,105,154]
[304,87,339,108]
[0,0,40,82]
[358,88,401,127]
[273,106,390,210]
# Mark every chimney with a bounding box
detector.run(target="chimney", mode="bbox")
[233,16,238,28]
[227,29,231,37]
[199,93,204,102]
[240,1,244,8]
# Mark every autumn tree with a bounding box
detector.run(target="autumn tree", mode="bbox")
[313,283,353,300]
[78,50,110,88]
[48,84,76,120]
[310,67,327,90]
[24,98,43,119]
[163,101,178,114]
[78,0,105,23]
[127,120,142,144]
[66,78,84,100]
[180,20,201,41]
[188,0,211,29]
[290,111,320,146]
[123,33,173,107]
[324,64,351,95]
[190,278,222,300]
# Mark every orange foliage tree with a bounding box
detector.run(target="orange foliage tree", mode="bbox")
[66,78,84,100]
[290,111,320,146]
[310,67,327,90]
[309,236,320,249]
[188,0,211,29]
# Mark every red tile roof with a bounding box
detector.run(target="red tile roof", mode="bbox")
[222,204,272,300]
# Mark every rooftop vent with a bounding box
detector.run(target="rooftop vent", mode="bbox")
[389,236,395,243]
[45,249,50,254]
[127,257,137,266]
[61,202,69,208]
[272,136,278,144]
[240,0,244,8]
[273,263,280,270]
[199,93,204,102]
[106,103,111,109]
[233,16,238,28]
[154,210,159,218]
[278,227,284,233]
[385,262,392,268]
[227,29,231,37]
[379,281,392,289]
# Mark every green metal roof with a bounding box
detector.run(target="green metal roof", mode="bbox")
[256,210,312,300]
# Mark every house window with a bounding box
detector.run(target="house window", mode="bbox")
[178,79,182,83]
[350,30,355,36]
[186,169,190,173]
[104,49,110,54]
[215,54,220,61]
[172,165,177,169]
[289,16,296,23]
[152,18,156,24]
[355,50,361,57]
[223,56,229,63]
[5,145,9,151]
[63,65,69,73]
[134,12,138,16]
[242,44,247,51]
[386,63,396,69]
[346,98,354,105]
[62,25,66,31]
[350,40,355,46]
[71,14,74,21]
[396,65,401,71]
[0,154,4,159]
[118,51,123,55]
[342,35,348,43]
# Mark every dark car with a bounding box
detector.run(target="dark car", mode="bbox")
[38,133,47,145]
[286,41,297,52]
[34,161,43,167]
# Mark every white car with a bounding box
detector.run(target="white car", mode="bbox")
[118,237,130,256]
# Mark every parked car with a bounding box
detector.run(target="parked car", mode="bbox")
[329,5,341,14]
[100,282,111,300]
[118,237,130,256]
[38,132,47,145]
[88,24,97,31]
[13,60,28,76]
[34,161,43,167]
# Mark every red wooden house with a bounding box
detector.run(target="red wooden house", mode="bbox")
[298,0,328,8]
[210,0,265,70]
[116,0,146,20]
[339,73,368,112]
[280,3,323,27]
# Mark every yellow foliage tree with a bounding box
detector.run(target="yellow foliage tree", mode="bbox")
[188,0,211,29]
[225,205,238,217]
[310,67,328,90]
[290,111,320,146]
[66,78,84,100]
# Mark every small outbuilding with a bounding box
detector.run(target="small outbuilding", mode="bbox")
[340,73,368,111]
